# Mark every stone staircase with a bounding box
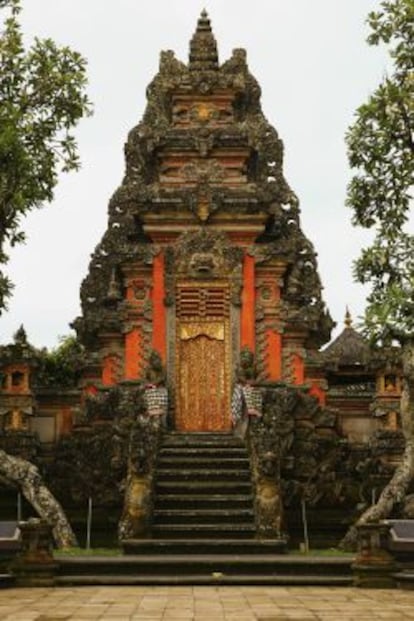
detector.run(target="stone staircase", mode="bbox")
[151,432,257,543]
[52,432,352,585]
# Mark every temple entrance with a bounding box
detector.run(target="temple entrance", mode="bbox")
[175,283,231,431]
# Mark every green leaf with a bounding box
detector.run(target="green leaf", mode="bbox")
[0,0,92,310]
[346,0,414,343]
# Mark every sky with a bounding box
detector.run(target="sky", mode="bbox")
[1,0,389,350]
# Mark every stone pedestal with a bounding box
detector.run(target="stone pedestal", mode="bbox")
[352,522,398,588]
[12,518,58,587]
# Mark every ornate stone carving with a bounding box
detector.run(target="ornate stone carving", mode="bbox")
[172,230,242,277]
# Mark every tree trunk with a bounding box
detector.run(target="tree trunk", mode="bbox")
[0,449,77,549]
[340,341,414,550]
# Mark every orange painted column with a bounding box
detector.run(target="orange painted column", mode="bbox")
[292,353,305,385]
[152,252,166,362]
[266,329,282,380]
[125,329,142,379]
[240,253,255,352]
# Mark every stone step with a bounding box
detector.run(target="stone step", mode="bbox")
[151,523,256,539]
[55,573,353,586]
[56,553,352,579]
[155,493,253,510]
[162,434,244,449]
[153,508,255,525]
[122,538,287,555]
[157,456,250,469]
[155,480,252,495]
[393,571,414,590]
[160,446,248,458]
[156,468,251,481]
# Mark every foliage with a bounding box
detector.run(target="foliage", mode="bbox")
[339,0,414,550]
[0,0,92,311]
[36,335,84,388]
[346,0,414,344]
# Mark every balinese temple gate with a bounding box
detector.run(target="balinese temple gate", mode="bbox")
[74,11,333,420]
[69,11,340,546]
[0,12,405,553]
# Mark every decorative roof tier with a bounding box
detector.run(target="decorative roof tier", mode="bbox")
[323,309,370,368]
[0,326,37,366]
[189,10,219,72]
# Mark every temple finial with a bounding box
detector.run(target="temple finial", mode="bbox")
[189,10,219,72]
[345,306,353,328]
[14,324,28,345]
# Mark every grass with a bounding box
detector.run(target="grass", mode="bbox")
[55,547,122,557]
[290,548,354,557]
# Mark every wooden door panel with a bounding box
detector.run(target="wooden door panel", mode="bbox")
[175,283,231,432]
[176,334,229,431]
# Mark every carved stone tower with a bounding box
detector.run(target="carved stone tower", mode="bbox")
[74,11,333,431]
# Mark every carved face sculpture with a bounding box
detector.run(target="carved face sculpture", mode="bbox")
[261,451,277,477]
[189,252,219,276]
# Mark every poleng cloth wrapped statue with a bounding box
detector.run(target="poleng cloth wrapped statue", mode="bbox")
[231,348,262,438]
[143,351,168,417]
[144,385,168,417]
[231,383,263,425]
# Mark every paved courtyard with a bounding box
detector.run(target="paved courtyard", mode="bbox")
[1,585,414,620]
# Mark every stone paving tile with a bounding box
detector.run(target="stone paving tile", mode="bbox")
[1,586,414,620]
[139,600,167,610]
[165,599,194,608]
[225,610,263,617]
[163,610,195,618]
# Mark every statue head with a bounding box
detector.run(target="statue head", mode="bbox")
[240,347,254,368]
[145,350,166,386]
[236,347,257,382]
[261,451,278,477]
[148,350,162,370]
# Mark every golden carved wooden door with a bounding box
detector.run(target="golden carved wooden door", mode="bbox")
[175,283,231,431]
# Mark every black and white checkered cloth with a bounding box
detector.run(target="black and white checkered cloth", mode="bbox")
[144,386,168,417]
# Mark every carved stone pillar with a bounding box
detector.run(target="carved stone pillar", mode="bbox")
[152,251,166,362]
[240,252,256,352]
[123,265,152,380]
[12,519,58,587]
[255,260,287,380]
[352,522,398,588]
[282,331,307,385]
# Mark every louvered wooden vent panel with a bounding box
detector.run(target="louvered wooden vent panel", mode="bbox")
[177,287,229,319]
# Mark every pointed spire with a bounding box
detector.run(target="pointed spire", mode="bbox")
[189,9,219,72]
[344,306,353,328]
